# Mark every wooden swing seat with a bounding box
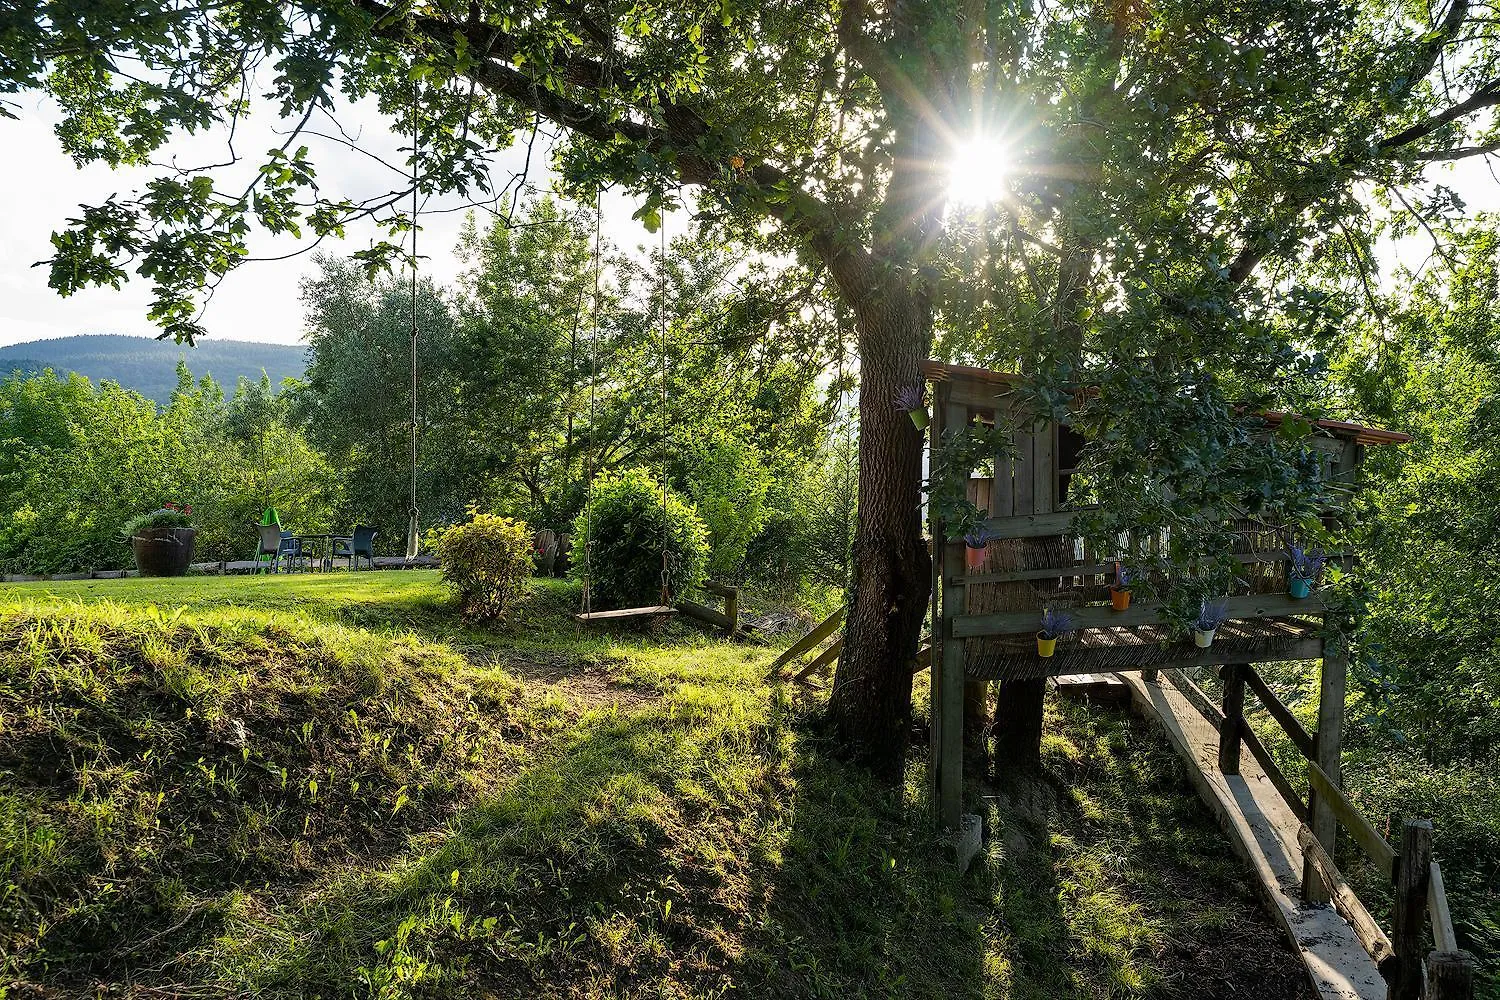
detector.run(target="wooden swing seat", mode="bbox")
[574,605,677,624]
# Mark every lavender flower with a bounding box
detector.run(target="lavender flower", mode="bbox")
[893,384,924,412]
[1039,607,1075,639]
[1194,598,1229,632]
[1287,543,1327,581]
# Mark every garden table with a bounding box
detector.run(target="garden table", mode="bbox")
[295,534,337,572]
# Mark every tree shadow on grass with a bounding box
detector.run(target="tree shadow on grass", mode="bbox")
[213,685,992,999]
[994,693,1316,1000]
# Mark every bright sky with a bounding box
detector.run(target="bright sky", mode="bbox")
[0,89,1496,349]
[0,92,658,348]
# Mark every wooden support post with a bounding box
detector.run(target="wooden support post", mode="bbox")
[1426,951,1476,1000]
[933,393,968,830]
[1141,667,1159,682]
[1297,825,1398,981]
[1302,648,1347,905]
[1218,663,1246,775]
[1389,819,1433,1000]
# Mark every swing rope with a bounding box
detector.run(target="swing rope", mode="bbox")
[581,187,603,617]
[657,212,671,605]
[405,76,422,561]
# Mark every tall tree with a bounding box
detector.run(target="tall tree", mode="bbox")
[8,0,1500,771]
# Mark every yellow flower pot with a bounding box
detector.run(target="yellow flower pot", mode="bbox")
[1037,633,1057,657]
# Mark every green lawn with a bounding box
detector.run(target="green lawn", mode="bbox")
[0,572,1310,998]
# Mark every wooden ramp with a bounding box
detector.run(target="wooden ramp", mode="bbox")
[1116,671,1385,1000]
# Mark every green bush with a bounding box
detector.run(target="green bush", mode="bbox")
[0,369,344,572]
[572,468,708,609]
[682,430,771,580]
[426,511,534,619]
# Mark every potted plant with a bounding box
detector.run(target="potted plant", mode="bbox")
[894,384,929,431]
[1037,607,1074,658]
[963,526,992,571]
[124,503,196,577]
[1110,563,1134,611]
[1286,543,1326,599]
[1191,598,1229,648]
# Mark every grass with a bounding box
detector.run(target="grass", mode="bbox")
[0,571,1311,998]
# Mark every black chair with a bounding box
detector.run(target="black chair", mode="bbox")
[333,526,378,570]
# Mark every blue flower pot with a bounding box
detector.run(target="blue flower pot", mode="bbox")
[1288,577,1313,599]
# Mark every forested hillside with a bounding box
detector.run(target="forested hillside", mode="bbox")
[0,334,306,402]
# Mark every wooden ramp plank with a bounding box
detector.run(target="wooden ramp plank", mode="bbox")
[1115,671,1385,1000]
[574,605,676,623]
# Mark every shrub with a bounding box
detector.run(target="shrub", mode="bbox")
[682,430,771,581]
[572,468,708,609]
[426,510,534,619]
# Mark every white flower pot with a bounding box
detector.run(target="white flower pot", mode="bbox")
[1192,628,1216,648]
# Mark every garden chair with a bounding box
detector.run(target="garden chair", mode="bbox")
[255,524,284,573]
[333,526,378,570]
[278,530,308,572]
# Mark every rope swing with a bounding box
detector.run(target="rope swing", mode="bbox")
[574,191,677,624]
[581,187,603,618]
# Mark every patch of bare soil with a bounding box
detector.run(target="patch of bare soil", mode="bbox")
[471,647,655,710]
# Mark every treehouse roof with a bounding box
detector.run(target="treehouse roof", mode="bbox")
[920,360,1411,447]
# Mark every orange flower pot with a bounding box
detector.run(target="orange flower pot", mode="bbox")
[1109,586,1131,612]
[965,545,988,571]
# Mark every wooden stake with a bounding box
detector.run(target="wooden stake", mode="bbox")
[1389,819,1433,1000]
[1426,951,1476,1000]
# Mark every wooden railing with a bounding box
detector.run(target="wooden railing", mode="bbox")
[1174,665,1477,1000]
[677,580,740,636]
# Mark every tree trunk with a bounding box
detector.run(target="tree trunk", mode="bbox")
[827,283,932,777]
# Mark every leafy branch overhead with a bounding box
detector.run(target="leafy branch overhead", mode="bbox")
[6,0,1499,342]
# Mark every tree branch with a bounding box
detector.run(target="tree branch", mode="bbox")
[356,0,882,307]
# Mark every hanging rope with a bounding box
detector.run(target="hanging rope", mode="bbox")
[404,76,421,561]
[581,187,603,616]
[657,207,672,605]
[838,332,854,587]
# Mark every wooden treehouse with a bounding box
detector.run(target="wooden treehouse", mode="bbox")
[923,361,1476,1000]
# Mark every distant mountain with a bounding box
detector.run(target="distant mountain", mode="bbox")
[0,334,307,403]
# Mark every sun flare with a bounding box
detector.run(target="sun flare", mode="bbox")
[946,138,1010,207]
